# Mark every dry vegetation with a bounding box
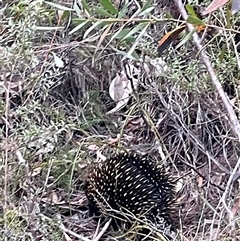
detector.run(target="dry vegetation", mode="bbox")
[1,0,240,240]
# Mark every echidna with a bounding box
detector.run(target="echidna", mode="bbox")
[84,152,178,239]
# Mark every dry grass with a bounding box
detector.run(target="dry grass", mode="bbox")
[1,0,240,240]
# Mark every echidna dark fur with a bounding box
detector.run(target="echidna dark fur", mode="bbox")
[84,152,179,238]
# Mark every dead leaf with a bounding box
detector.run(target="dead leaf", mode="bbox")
[158,24,186,55]
[231,196,240,215]
[52,52,64,68]
[51,191,59,204]
[230,97,236,105]
[96,150,106,161]
[88,144,100,151]
[107,136,119,144]
[109,73,126,102]
[94,23,113,57]
[175,179,184,193]
[31,167,42,177]
[108,63,139,114]
[202,0,229,15]
[198,176,204,187]
[16,150,26,164]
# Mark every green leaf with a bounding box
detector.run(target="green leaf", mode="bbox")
[121,22,149,42]
[185,4,198,17]
[83,21,108,39]
[100,0,118,14]
[218,44,227,62]
[43,1,73,11]
[114,28,133,39]
[73,1,84,16]
[187,16,204,25]
[115,29,136,42]
[107,24,127,46]
[81,0,92,15]
[118,3,128,18]
[120,36,136,43]
[175,29,195,49]
[69,20,89,35]
[165,12,174,19]
[95,7,114,17]
[101,18,120,24]
[134,1,141,12]
[141,0,153,12]
[139,6,154,16]
[110,45,139,60]
[122,22,150,60]
[60,10,70,20]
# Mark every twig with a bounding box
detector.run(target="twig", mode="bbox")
[92,218,112,241]
[3,69,9,241]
